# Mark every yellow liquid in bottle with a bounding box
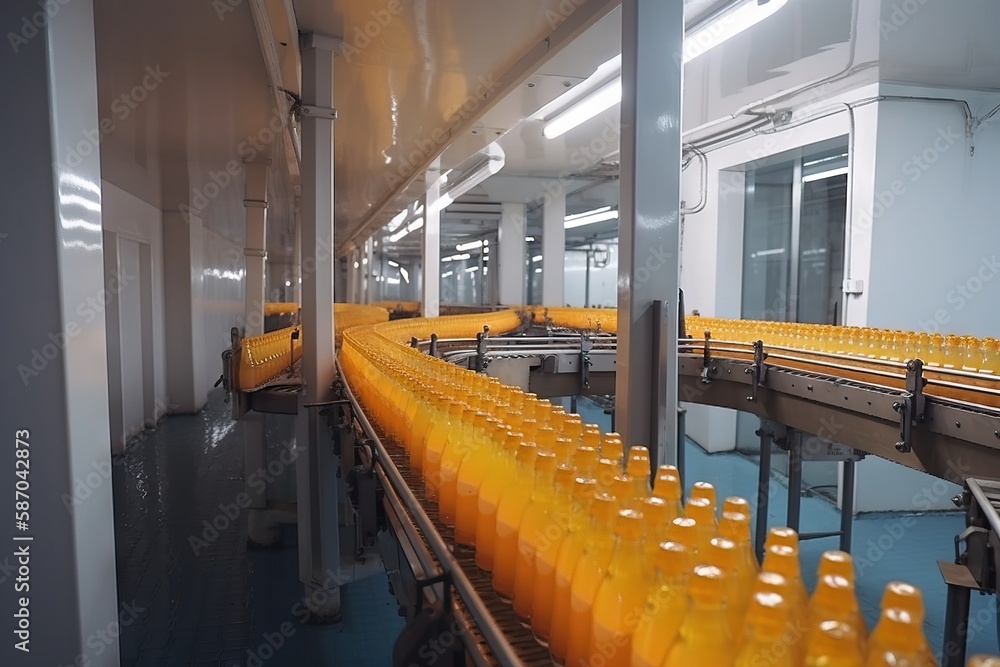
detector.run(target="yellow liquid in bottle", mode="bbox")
[707,537,748,643]
[422,403,463,502]
[438,411,484,526]
[512,455,561,619]
[807,574,866,655]
[719,511,760,580]
[684,496,718,554]
[474,431,521,571]
[549,493,617,665]
[454,421,502,546]
[589,509,651,667]
[630,542,690,667]
[873,581,935,666]
[664,565,736,667]
[531,474,596,645]
[804,620,863,667]
[865,608,926,667]
[492,444,540,600]
[735,591,794,667]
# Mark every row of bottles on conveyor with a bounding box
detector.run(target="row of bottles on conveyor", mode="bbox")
[339,339,998,667]
[687,316,1000,375]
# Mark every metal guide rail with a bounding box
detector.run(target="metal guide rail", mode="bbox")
[336,359,554,667]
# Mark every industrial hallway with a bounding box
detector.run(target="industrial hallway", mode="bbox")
[111,391,403,666]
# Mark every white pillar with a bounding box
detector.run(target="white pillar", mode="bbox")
[422,175,442,317]
[542,191,566,306]
[163,210,207,412]
[243,162,268,337]
[616,0,683,465]
[0,0,119,663]
[498,203,527,305]
[296,31,341,619]
[364,238,375,303]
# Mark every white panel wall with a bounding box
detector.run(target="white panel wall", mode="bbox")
[200,227,246,395]
[101,181,168,433]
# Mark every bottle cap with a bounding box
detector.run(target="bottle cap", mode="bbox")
[817,550,855,582]
[684,496,715,525]
[718,511,750,542]
[762,545,801,581]
[667,517,699,551]
[616,508,645,540]
[572,446,599,471]
[880,581,925,620]
[812,574,857,614]
[572,477,598,504]
[689,565,725,604]
[722,496,751,516]
[515,442,538,463]
[654,472,682,502]
[707,537,738,570]
[765,527,799,550]
[689,481,717,508]
[654,541,691,578]
[639,496,670,529]
[535,451,558,474]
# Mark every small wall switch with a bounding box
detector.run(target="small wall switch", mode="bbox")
[843,279,865,295]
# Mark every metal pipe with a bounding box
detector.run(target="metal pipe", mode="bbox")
[336,359,525,667]
[840,458,855,553]
[755,420,772,563]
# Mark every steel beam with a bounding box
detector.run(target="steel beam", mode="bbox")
[616,0,684,464]
[0,0,119,663]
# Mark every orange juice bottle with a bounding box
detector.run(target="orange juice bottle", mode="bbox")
[653,466,683,520]
[583,425,603,451]
[765,526,799,551]
[596,458,621,494]
[565,497,623,667]
[968,656,1000,666]
[865,608,927,667]
[664,565,736,667]
[409,391,439,468]
[492,443,540,600]
[439,411,485,525]
[626,446,652,496]
[454,420,502,546]
[422,402,464,501]
[706,537,748,642]
[549,492,617,665]
[874,582,935,665]
[817,551,867,642]
[532,475,597,645]
[808,574,866,655]
[613,474,640,510]
[573,445,600,477]
[719,511,760,576]
[805,620,863,667]
[666,517,700,556]
[602,432,625,462]
[631,542,691,667]
[475,431,521,571]
[684,496,717,554]
[735,591,794,667]
[689,481,717,510]
[639,497,672,560]
[513,454,561,618]
[590,509,651,667]
[762,545,809,615]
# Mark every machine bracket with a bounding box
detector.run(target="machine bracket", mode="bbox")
[893,359,927,453]
[580,334,593,390]
[700,330,715,384]
[475,326,490,372]
[428,333,439,358]
[299,104,338,120]
[745,340,768,402]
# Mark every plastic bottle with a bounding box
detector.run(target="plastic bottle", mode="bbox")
[512,452,560,618]
[454,420,503,546]
[723,496,752,519]
[514,452,569,618]
[684,496,718,554]
[735,591,794,667]
[765,527,799,551]
[423,402,464,501]
[808,574,867,654]
[719,511,760,578]
[492,443,540,600]
[652,467,683,519]
[630,542,691,667]
[475,431,522,571]
[565,498,627,667]
[689,481,717,511]
[666,517,701,556]
[762,545,809,664]
[664,565,737,667]
[590,509,650,667]
[439,411,486,526]
[531,476,597,645]
[805,620,863,667]
[872,582,935,666]
[816,551,867,643]
[549,493,617,665]
[596,458,621,495]
[865,608,927,667]
[626,446,652,498]
[968,657,1000,667]
[639,497,672,560]
[707,537,748,642]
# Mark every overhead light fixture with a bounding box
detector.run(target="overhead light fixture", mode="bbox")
[802,167,849,183]
[353,261,360,269]
[428,142,505,214]
[388,260,400,267]
[362,257,368,265]
[684,0,789,63]
[388,217,424,242]
[386,277,401,285]
[443,253,471,262]
[285,280,291,287]
[534,268,542,274]
[532,255,543,263]
[525,236,535,242]
[564,206,619,229]
[441,270,454,278]
[400,267,409,283]
[540,0,788,139]
[456,240,485,252]
[465,266,479,273]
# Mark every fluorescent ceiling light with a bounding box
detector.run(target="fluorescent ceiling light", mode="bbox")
[543,78,622,139]
[388,217,424,242]
[456,240,484,251]
[564,207,619,229]
[354,261,360,268]
[804,152,849,168]
[750,247,786,259]
[684,0,789,63]
[400,267,409,283]
[525,236,535,242]
[285,280,291,287]
[441,270,454,278]
[386,277,401,285]
[428,143,505,213]
[362,257,368,265]
[540,0,788,139]
[532,255,543,263]
[427,192,454,215]
[388,208,408,231]
[801,167,849,183]
[387,260,400,267]
[534,268,542,274]
[443,253,471,262]
[465,266,479,273]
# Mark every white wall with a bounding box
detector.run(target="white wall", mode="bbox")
[101,181,168,446]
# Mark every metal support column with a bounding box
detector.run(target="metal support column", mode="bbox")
[616,0,684,466]
[0,0,120,662]
[243,162,269,337]
[787,437,803,533]
[498,203,527,305]
[423,174,442,317]
[840,459,856,552]
[296,31,342,620]
[756,420,773,562]
[542,190,566,306]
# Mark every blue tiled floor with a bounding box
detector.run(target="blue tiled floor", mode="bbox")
[112,390,403,666]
